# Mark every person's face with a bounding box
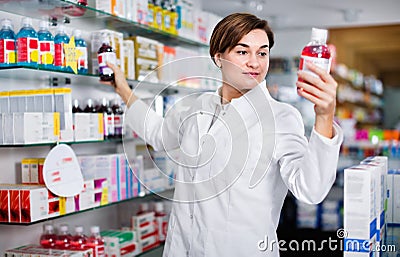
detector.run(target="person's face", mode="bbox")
[215,29,270,91]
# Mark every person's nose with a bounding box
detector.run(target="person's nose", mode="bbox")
[246,53,260,69]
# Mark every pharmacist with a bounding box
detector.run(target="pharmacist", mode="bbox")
[103,13,343,257]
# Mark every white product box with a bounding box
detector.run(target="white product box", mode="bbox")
[2,113,13,144]
[135,58,159,83]
[34,89,54,112]
[9,90,27,113]
[95,0,125,17]
[123,40,135,80]
[131,212,155,230]
[42,112,61,142]
[53,88,73,142]
[59,196,76,215]
[78,155,97,180]
[0,91,9,113]
[21,159,39,184]
[73,113,104,141]
[140,233,159,253]
[132,36,159,60]
[94,154,118,203]
[129,0,147,24]
[0,113,3,145]
[75,179,96,211]
[102,230,140,257]
[344,164,379,256]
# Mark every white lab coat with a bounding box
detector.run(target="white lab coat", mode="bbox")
[125,80,343,257]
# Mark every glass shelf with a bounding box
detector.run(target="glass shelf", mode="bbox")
[0,0,208,47]
[0,67,212,94]
[0,188,174,225]
[0,137,125,148]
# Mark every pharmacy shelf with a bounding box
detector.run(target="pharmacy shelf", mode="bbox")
[0,0,208,48]
[0,137,134,148]
[0,67,212,94]
[0,188,174,225]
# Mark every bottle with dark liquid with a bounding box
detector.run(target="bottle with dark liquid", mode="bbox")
[97,98,114,139]
[97,34,117,82]
[83,99,97,113]
[111,98,124,138]
[72,99,83,113]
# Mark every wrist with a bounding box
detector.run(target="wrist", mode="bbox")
[315,114,334,138]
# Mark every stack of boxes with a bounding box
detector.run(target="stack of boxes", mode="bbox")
[101,230,140,257]
[386,169,400,257]
[131,211,160,253]
[4,245,92,257]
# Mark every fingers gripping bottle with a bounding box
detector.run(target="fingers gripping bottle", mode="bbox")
[16,17,38,67]
[298,28,331,77]
[38,20,54,70]
[0,18,16,67]
[97,33,117,82]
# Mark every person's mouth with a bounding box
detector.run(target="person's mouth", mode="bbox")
[243,72,260,78]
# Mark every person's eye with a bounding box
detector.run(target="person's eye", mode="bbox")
[258,52,268,57]
[237,50,247,55]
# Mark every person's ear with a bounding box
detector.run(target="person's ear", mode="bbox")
[214,53,222,68]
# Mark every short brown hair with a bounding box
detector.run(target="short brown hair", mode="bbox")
[209,13,274,64]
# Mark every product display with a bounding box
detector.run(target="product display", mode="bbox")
[16,17,38,67]
[0,18,16,67]
[37,20,54,70]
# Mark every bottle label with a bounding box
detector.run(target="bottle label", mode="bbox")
[17,37,38,63]
[103,113,115,137]
[54,42,65,68]
[39,40,54,65]
[156,11,162,28]
[164,14,171,30]
[98,52,116,76]
[76,46,88,70]
[299,55,331,77]
[156,215,168,241]
[93,244,105,257]
[114,114,123,136]
[0,39,16,65]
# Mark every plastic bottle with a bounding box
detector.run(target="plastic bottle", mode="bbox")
[37,20,54,70]
[97,98,114,139]
[86,226,105,257]
[83,98,97,113]
[97,34,117,82]
[73,29,88,74]
[39,224,57,249]
[111,99,124,138]
[154,201,168,242]
[70,225,88,250]
[16,17,38,67]
[0,18,16,67]
[136,202,150,215]
[54,25,70,72]
[55,224,72,250]
[298,28,331,78]
[72,99,83,113]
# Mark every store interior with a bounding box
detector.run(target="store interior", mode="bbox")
[0,0,399,256]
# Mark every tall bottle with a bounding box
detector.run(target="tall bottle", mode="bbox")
[16,17,38,68]
[111,99,124,138]
[0,18,16,67]
[39,224,57,249]
[97,34,117,82]
[97,98,114,139]
[72,99,83,113]
[37,20,54,70]
[298,28,331,78]
[54,25,70,72]
[86,226,105,257]
[55,224,72,250]
[154,201,168,242]
[73,29,88,74]
[84,99,97,113]
[70,225,88,250]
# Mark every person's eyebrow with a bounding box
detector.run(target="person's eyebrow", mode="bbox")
[235,43,269,49]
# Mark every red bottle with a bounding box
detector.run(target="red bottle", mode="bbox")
[70,226,88,250]
[298,28,331,77]
[137,202,150,215]
[40,224,57,249]
[97,34,117,82]
[154,202,168,242]
[86,226,105,257]
[55,224,72,250]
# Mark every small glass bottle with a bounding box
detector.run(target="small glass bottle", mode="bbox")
[54,25,70,72]
[70,225,88,250]
[298,28,331,77]
[154,201,168,242]
[83,99,97,113]
[0,18,16,67]
[96,98,114,139]
[55,224,72,250]
[73,29,88,74]
[72,99,83,113]
[16,17,38,67]
[97,34,117,82]
[39,224,57,249]
[37,20,54,70]
[86,226,105,257]
[112,99,124,138]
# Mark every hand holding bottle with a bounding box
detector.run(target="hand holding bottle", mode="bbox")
[100,62,138,108]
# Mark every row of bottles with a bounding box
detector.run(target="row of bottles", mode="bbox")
[40,224,104,257]
[73,98,125,139]
[0,17,88,74]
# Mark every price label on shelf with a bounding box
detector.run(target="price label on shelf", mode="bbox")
[43,144,84,197]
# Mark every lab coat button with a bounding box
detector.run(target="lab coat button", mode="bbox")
[186,250,189,256]
[190,214,193,219]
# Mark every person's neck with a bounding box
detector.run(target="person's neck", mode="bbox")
[220,83,249,104]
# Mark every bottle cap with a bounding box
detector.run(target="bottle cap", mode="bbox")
[101,33,110,44]
[311,28,328,43]
[75,226,84,233]
[21,17,32,27]
[60,224,69,232]
[39,20,49,30]
[73,29,82,38]
[44,224,54,231]
[139,202,149,212]
[90,226,100,234]
[154,202,164,212]
[73,99,80,107]
[1,18,12,28]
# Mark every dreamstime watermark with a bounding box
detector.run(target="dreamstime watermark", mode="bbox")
[257,229,397,252]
